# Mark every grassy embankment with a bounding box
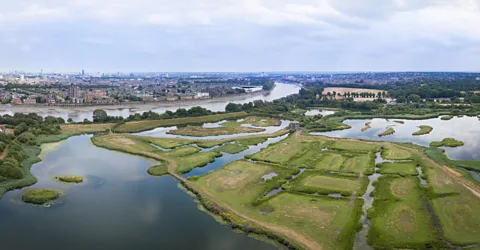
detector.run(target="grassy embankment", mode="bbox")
[361,122,371,132]
[147,164,169,176]
[412,125,433,136]
[378,127,395,137]
[430,138,464,147]
[393,120,405,124]
[22,189,60,204]
[222,116,282,127]
[113,112,249,133]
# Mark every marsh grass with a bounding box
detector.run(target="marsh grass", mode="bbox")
[378,127,395,137]
[147,164,169,176]
[412,125,433,136]
[55,175,84,183]
[22,189,60,205]
[430,138,464,147]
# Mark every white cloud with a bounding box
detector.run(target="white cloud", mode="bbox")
[0,0,479,71]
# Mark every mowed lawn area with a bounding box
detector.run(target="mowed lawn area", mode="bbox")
[284,173,366,196]
[381,146,413,160]
[377,162,419,176]
[60,123,114,133]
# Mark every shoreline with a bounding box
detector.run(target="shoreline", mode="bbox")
[0,90,270,113]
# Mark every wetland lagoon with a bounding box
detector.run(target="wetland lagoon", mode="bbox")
[0,111,479,250]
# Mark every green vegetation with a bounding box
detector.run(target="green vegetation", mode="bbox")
[425,146,480,172]
[382,146,413,160]
[147,164,169,176]
[430,138,464,147]
[377,162,419,176]
[192,160,363,250]
[441,115,454,120]
[284,172,367,196]
[361,122,371,132]
[378,127,395,137]
[60,123,113,134]
[55,175,83,183]
[412,125,433,136]
[22,189,59,205]
[214,143,249,154]
[114,112,248,133]
[393,120,405,124]
[167,126,265,137]
[431,191,480,245]
[368,176,440,249]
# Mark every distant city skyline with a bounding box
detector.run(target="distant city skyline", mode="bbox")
[1,0,479,72]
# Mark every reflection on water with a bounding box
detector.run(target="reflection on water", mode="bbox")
[0,83,299,122]
[312,116,480,160]
[0,136,275,250]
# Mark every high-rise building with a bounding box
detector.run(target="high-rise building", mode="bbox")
[68,85,80,98]
[82,69,85,76]
[20,74,25,82]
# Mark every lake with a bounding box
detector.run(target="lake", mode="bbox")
[0,136,276,250]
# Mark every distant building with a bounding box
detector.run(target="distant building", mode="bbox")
[82,69,85,76]
[196,92,210,99]
[166,96,179,101]
[23,98,37,105]
[290,121,301,131]
[20,74,25,82]
[68,85,80,99]
[0,125,6,134]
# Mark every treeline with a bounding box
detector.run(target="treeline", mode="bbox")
[0,113,65,182]
[90,106,215,123]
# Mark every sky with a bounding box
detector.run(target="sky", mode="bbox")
[1,0,479,72]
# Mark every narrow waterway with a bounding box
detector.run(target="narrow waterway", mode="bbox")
[0,136,276,250]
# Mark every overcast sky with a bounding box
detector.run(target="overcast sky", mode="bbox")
[1,0,479,72]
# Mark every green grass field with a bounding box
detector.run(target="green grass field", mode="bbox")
[22,189,60,205]
[285,172,366,196]
[412,125,433,136]
[214,143,249,154]
[147,164,169,176]
[330,140,380,153]
[431,191,480,245]
[341,153,375,173]
[382,146,413,160]
[247,135,307,164]
[221,116,281,128]
[441,115,454,120]
[314,153,345,171]
[377,162,419,176]
[368,176,440,249]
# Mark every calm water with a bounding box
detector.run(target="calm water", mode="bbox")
[312,116,480,160]
[0,83,299,122]
[0,136,276,250]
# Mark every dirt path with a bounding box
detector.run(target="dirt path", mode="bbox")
[0,147,8,160]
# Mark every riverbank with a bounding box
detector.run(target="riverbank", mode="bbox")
[0,90,270,113]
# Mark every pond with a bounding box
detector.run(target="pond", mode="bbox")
[312,116,480,160]
[0,83,299,122]
[0,136,276,250]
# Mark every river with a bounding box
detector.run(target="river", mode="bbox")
[0,136,277,250]
[0,83,300,122]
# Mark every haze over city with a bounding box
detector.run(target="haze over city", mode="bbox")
[2,0,480,72]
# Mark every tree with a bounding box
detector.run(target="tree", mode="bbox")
[408,94,421,103]
[67,118,73,123]
[93,109,108,123]
[396,96,407,103]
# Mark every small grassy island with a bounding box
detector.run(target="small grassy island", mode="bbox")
[441,115,454,120]
[22,189,60,205]
[55,175,84,183]
[393,120,405,124]
[361,122,371,132]
[147,165,169,176]
[430,138,465,147]
[412,125,433,136]
[167,126,265,137]
[378,127,395,137]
